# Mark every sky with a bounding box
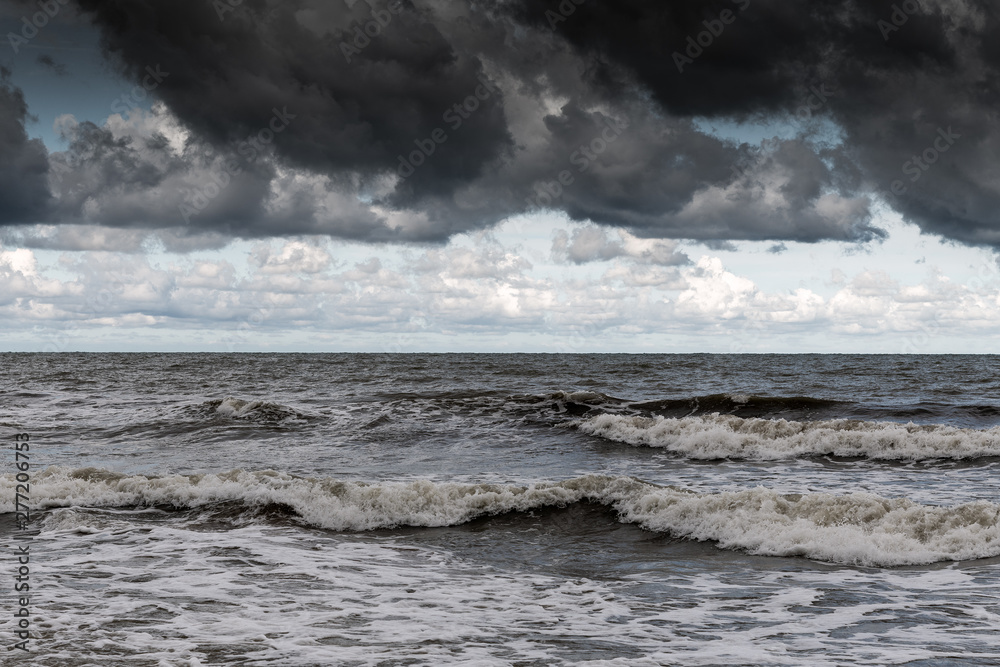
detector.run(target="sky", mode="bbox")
[1,0,999,353]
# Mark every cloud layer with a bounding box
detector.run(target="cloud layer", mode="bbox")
[2,0,999,250]
[3,217,997,353]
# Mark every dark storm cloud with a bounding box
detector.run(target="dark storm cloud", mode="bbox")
[2,0,998,248]
[73,0,513,195]
[46,112,390,240]
[502,0,1000,245]
[0,69,51,224]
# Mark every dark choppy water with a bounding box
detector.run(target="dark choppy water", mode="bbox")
[3,353,1000,665]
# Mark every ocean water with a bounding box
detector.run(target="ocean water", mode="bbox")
[3,353,1000,665]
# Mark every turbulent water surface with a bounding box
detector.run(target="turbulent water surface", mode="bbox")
[3,353,1000,665]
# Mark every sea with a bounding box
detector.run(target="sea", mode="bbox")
[3,353,1000,666]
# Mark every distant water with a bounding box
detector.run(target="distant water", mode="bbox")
[3,353,1000,665]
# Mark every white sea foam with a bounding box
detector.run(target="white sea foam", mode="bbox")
[16,520,1000,665]
[6,467,1000,566]
[576,413,1000,460]
[210,396,308,422]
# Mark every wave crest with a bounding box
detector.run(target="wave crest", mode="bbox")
[576,413,1000,460]
[5,467,1000,566]
[202,397,312,424]
[632,393,845,418]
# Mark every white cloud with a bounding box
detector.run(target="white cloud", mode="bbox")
[552,225,689,266]
[1,248,39,276]
[3,217,1000,352]
[251,240,333,275]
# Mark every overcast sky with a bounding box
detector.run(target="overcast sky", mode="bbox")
[1,0,999,352]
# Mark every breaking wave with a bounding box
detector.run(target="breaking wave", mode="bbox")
[200,397,313,424]
[631,393,847,418]
[6,467,1000,567]
[576,413,1000,460]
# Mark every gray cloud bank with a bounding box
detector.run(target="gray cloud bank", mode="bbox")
[1,0,998,249]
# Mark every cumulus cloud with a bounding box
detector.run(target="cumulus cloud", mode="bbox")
[45,105,394,241]
[250,241,334,275]
[552,225,690,265]
[1,224,151,252]
[2,221,997,352]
